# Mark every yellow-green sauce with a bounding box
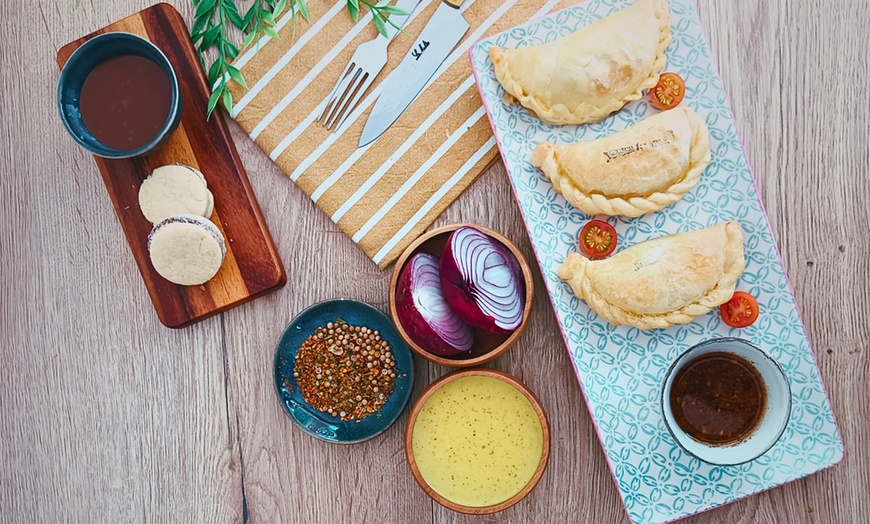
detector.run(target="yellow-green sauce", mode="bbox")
[411,376,544,507]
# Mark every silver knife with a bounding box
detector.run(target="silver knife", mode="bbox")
[358,0,469,147]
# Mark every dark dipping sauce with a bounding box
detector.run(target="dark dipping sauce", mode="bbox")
[79,54,172,150]
[669,351,766,445]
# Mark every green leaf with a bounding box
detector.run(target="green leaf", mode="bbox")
[273,0,288,17]
[208,58,223,83]
[242,4,257,27]
[194,0,218,20]
[243,30,257,49]
[296,0,309,21]
[191,14,210,36]
[226,64,248,88]
[347,0,360,22]
[222,87,233,112]
[225,1,245,29]
[372,11,387,37]
[380,6,408,15]
[263,25,280,39]
[201,24,221,48]
[192,20,214,46]
[207,87,222,119]
[226,41,240,59]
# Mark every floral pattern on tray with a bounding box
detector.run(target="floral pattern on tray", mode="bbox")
[469,1,843,523]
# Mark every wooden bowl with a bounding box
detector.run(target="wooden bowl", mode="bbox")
[388,223,534,367]
[404,368,550,514]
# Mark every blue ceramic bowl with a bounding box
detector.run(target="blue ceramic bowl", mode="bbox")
[57,32,181,159]
[661,337,791,466]
[274,299,414,444]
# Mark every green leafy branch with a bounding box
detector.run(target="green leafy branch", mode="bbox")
[191,0,408,120]
[191,0,247,119]
[241,0,305,49]
[350,0,408,36]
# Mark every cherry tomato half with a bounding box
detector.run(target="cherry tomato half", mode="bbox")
[579,220,617,258]
[720,291,760,328]
[650,72,686,110]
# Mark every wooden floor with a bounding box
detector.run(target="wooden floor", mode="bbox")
[2,0,868,522]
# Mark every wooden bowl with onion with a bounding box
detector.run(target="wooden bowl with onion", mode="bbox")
[404,368,550,514]
[388,223,534,367]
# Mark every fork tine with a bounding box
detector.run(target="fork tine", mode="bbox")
[334,72,374,132]
[325,69,366,130]
[318,60,355,123]
[320,72,353,125]
[323,68,360,129]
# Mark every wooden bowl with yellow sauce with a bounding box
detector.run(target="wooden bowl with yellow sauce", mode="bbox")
[405,368,550,514]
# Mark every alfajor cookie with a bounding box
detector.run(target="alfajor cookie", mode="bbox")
[148,214,226,286]
[139,164,214,224]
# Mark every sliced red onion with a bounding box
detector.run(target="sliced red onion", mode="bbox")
[440,226,525,333]
[396,253,474,355]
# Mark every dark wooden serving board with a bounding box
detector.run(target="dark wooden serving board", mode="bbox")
[57,3,286,328]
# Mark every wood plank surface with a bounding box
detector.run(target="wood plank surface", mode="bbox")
[1,0,868,523]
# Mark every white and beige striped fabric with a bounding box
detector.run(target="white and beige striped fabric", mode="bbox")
[227,0,571,269]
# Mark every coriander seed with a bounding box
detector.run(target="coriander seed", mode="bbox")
[292,319,397,421]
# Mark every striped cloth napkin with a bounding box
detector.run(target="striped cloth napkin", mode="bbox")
[227,0,571,268]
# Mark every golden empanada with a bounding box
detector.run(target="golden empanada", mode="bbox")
[558,222,745,330]
[489,0,671,125]
[533,107,710,217]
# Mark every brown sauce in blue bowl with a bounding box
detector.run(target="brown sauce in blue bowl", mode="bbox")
[79,54,171,150]
[669,351,766,445]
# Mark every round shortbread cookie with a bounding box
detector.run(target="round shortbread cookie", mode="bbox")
[173,163,207,185]
[203,189,214,219]
[148,214,226,286]
[139,164,214,224]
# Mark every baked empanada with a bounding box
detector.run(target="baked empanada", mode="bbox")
[558,222,745,330]
[489,0,670,125]
[533,107,710,217]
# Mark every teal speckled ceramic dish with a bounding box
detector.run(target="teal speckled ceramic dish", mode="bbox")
[274,298,414,444]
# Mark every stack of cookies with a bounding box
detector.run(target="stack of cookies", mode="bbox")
[138,164,225,286]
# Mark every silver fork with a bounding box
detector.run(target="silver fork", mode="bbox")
[318,0,421,131]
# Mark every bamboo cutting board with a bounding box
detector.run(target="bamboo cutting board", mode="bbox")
[57,3,286,329]
[227,0,577,268]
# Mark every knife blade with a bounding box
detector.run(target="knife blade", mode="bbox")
[358,0,469,147]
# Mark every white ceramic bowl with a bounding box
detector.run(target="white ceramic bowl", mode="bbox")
[661,337,791,466]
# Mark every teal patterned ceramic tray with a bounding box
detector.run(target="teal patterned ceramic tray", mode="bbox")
[469,1,843,523]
